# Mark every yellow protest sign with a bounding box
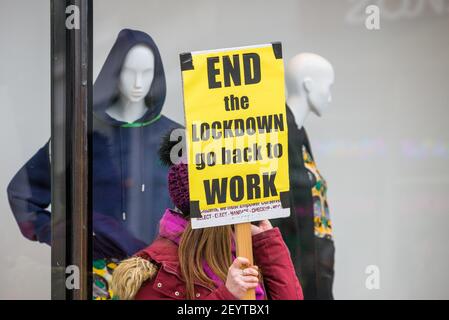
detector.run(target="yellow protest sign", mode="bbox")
[180,43,290,229]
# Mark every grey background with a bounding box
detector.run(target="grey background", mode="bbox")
[1,0,448,299]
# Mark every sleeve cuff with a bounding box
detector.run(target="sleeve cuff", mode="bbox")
[252,227,282,248]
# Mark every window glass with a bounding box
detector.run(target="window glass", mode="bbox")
[0,0,51,299]
[93,0,449,299]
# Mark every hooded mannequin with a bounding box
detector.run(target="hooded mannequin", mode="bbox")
[273,53,335,300]
[7,29,180,262]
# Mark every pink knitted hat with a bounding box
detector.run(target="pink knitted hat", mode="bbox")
[167,163,190,215]
[159,129,191,215]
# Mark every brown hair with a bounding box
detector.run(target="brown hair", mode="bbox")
[178,222,233,299]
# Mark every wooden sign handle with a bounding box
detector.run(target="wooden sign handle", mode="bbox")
[234,222,256,300]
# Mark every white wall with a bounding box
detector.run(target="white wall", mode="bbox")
[1,0,448,299]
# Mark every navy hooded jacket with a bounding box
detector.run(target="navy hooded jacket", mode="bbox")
[7,29,180,260]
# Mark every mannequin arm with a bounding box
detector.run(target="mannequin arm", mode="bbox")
[7,141,52,245]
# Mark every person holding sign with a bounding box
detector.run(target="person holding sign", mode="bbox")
[178,43,293,299]
[111,134,303,300]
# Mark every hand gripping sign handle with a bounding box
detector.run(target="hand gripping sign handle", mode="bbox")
[234,222,256,300]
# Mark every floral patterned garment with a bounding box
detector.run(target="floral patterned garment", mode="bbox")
[302,146,332,239]
[93,258,119,300]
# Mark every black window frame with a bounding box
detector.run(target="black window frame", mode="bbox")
[50,0,93,300]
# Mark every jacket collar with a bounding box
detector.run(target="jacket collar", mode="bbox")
[141,237,179,266]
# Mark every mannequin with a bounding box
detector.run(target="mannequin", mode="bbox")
[274,53,336,300]
[106,45,155,123]
[286,53,335,129]
[7,29,180,300]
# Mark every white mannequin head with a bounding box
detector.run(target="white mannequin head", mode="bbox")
[286,53,335,128]
[107,44,155,123]
[119,44,155,103]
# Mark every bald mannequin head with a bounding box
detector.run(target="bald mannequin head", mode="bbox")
[286,53,335,119]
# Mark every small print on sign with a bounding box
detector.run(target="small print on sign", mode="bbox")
[180,43,290,229]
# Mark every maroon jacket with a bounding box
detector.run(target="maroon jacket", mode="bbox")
[134,227,303,300]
